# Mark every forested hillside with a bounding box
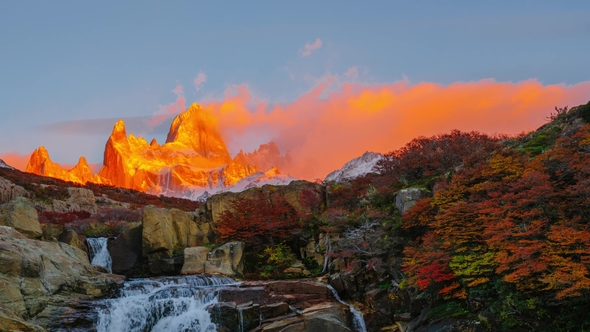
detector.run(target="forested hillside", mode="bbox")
[216,101,590,330]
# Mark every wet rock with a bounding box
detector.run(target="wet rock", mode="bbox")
[108,223,142,275]
[260,302,352,332]
[0,197,42,239]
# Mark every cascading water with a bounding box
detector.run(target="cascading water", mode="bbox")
[96,275,237,332]
[327,285,368,332]
[87,237,112,273]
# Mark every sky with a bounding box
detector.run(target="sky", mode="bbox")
[1,1,589,179]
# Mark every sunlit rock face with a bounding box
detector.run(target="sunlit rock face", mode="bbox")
[25,103,291,197]
[26,147,96,184]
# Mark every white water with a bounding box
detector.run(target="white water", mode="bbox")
[97,275,237,332]
[87,237,112,273]
[327,285,368,332]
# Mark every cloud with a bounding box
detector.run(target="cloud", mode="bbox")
[300,38,322,57]
[0,152,32,171]
[149,85,187,127]
[344,66,359,80]
[193,72,207,91]
[195,79,590,180]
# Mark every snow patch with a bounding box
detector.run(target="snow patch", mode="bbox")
[324,152,384,183]
[0,159,14,170]
[157,167,297,202]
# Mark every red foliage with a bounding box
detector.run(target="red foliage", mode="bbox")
[216,191,299,250]
[41,210,91,225]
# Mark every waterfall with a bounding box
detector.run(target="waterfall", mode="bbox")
[327,285,367,332]
[97,275,237,332]
[87,237,112,273]
[237,307,244,332]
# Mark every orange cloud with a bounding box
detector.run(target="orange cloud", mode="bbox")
[0,152,32,171]
[196,79,590,180]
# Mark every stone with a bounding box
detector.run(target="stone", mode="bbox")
[142,205,177,258]
[204,242,245,276]
[395,188,427,215]
[0,197,42,239]
[41,223,65,242]
[180,247,210,274]
[365,288,394,328]
[108,223,142,275]
[169,208,192,248]
[181,242,245,277]
[58,229,87,253]
[66,187,98,214]
[0,176,28,204]
[0,305,46,332]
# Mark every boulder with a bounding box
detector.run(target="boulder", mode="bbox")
[395,188,427,215]
[58,229,87,252]
[0,197,42,239]
[0,176,28,204]
[108,223,142,275]
[66,187,98,214]
[142,205,177,257]
[0,226,120,329]
[180,247,210,274]
[181,242,245,277]
[142,205,216,275]
[365,288,394,328]
[41,223,65,242]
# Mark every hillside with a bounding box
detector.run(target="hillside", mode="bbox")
[0,101,589,331]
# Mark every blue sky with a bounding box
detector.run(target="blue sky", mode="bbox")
[1,1,589,169]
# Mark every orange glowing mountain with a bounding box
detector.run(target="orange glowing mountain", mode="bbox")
[26,103,290,196]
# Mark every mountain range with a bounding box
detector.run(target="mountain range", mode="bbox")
[25,103,292,198]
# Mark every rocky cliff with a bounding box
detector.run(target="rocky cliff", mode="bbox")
[26,103,292,198]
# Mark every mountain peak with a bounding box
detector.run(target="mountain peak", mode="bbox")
[166,104,231,163]
[110,119,128,142]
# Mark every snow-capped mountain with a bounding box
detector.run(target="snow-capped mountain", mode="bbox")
[0,159,14,170]
[179,167,297,201]
[324,152,384,182]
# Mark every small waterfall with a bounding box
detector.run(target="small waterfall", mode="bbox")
[97,275,237,332]
[87,237,112,273]
[327,285,367,332]
[238,307,244,332]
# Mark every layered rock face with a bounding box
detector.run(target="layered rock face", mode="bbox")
[211,280,355,332]
[141,205,215,274]
[26,103,290,196]
[0,226,120,331]
[0,176,27,204]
